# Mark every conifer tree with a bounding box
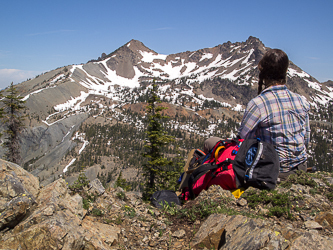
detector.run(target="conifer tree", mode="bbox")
[1,82,26,164]
[142,81,175,199]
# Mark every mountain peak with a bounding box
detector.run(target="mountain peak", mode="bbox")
[125,39,156,54]
[245,36,264,47]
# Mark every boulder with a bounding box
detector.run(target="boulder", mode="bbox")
[290,231,333,250]
[88,178,105,196]
[191,214,286,249]
[315,212,333,227]
[0,159,39,231]
[0,172,120,249]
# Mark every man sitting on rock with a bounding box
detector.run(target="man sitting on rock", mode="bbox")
[237,49,310,181]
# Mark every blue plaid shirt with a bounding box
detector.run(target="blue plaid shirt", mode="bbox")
[238,85,310,172]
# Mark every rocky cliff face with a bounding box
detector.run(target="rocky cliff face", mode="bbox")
[1,159,333,249]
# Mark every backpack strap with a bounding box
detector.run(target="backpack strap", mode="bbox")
[187,159,232,200]
[188,163,218,199]
[214,146,225,163]
[244,140,264,182]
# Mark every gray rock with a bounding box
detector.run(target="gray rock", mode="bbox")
[126,191,142,206]
[191,214,286,250]
[0,159,39,231]
[324,177,333,185]
[0,174,120,249]
[89,178,105,195]
[172,229,186,239]
[236,198,247,206]
[290,231,333,250]
[305,220,323,230]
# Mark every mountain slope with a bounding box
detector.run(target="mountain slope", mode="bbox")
[1,36,332,186]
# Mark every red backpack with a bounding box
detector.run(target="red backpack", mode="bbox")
[180,139,243,200]
[179,138,280,200]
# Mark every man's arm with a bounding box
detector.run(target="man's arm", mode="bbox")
[238,100,261,139]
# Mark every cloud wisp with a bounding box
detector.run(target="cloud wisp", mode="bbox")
[0,69,41,90]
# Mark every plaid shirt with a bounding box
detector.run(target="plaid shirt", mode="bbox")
[238,85,310,172]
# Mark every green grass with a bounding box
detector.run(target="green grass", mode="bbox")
[162,198,260,223]
[122,205,136,218]
[280,171,317,189]
[92,208,104,216]
[242,189,297,219]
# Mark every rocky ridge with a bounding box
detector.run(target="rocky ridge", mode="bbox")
[1,159,333,249]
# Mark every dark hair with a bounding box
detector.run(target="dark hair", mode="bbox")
[258,49,289,94]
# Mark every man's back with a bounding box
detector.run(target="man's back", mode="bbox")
[238,85,310,172]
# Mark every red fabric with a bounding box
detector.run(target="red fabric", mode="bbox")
[183,139,244,200]
[183,167,237,200]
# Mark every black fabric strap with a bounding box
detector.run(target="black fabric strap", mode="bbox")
[188,159,233,200]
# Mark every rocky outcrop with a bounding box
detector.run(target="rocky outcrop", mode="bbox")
[1,159,333,249]
[0,159,120,249]
[0,159,39,231]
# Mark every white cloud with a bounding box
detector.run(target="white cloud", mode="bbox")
[0,69,40,90]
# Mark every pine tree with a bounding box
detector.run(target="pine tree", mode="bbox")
[1,82,26,164]
[142,82,175,199]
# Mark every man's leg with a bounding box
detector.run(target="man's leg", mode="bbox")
[278,161,307,182]
[203,137,223,154]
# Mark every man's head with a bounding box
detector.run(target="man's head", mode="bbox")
[258,49,289,94]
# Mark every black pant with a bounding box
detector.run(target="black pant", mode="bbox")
[278,161,307,182]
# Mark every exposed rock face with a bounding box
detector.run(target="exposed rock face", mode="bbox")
[0,160,120,249]
[1,160,333,249]
[191,214,286,249]
[0,159,39,231]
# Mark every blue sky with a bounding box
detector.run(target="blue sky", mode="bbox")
[0,0,332,90]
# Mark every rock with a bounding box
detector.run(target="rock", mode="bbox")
[237,198,247,206]
[322,219,330,227]
[194,220,201,225]
[2,160,333,250]
[172,229,186,239]
[82,216,120,246]
[65,193,84,218]
[290,184,307,194]
[290,231,333,250]
[258,205,269,215]
[191,214,286,249]
[126,191,142,206]
[324,177,333,185]
[191,214,235,249]
[88,178,105,196]
[149,240,156,247]
[315,212,333,227]
[0,178,120,249]
[304,220,323,230]
[0,159,39,231]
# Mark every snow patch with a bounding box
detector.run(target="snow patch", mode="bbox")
[139,51,167,62]
[288,68,310,78]
[63,158,76,173]
[232,104,244,112]
[199,53,213,62]
[305,79,321,91]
